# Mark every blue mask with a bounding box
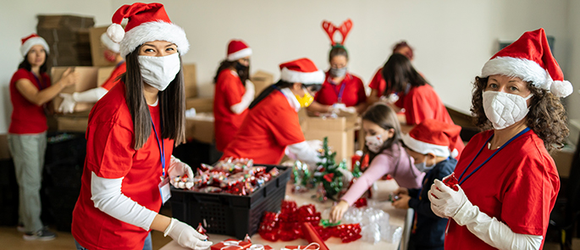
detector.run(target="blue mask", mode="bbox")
[414,161,435,173]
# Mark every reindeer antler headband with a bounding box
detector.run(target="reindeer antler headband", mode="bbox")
[321,19,353,48]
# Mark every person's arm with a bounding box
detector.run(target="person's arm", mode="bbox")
[340,154,391,205]
[286,141,319,166]
[16,67,76,106]
[306,100,331,114]
[230,80,255,114]
[367,89,380,105]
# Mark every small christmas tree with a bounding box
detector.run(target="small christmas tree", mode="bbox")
[313,137,347,201]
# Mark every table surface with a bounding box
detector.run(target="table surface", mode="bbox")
[161,179,408,250]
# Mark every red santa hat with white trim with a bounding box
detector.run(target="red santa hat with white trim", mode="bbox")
[481,28,573,98]
[402,119,462,158]
[100,32,120,53]
[227,40,252,61]
[106,2,189,57]
[20,34,49,57]
[279,58,325,84]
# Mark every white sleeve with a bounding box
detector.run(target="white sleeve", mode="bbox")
[453,199,543,250]
[230,80,255,114]
[287,141,319,166]
[90,172,158,231]
[73,87,108,103]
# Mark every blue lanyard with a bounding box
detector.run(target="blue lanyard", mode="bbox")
[32,73,45,90]
[151,116,166,178]
[457,127,530,185]
[329,76,348,103]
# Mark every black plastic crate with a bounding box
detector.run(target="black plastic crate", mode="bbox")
[45,132,86,166]
[44,160,83,188]
[170,165,290,239]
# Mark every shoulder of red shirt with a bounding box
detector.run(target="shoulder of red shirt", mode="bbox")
[89,81,132,129]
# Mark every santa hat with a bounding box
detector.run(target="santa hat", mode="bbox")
[481,28,573,98]
[20,34,49,57]
[279,58,325,84]
[107,2,189,57]
[401,119,461,158]
[100,32,120,53]
[227,40,252,61]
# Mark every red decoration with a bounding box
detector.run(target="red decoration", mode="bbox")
[196,222,207,236]
[301,223,329,250]
[353,197,367,208]
[322,173,334,183]
[210,239,251,250]
[282,243,320,250]
[442,173,459,191]
[333,224,362,243]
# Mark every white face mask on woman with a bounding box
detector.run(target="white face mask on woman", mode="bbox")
[139,53,181,91]
[482,91,533,130]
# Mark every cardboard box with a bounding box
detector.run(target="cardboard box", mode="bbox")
[53,115,89,133]
[89,26,117,67]
[182,64,197,98]
[551,147,576,178]
[186,97,213,113]
[51,66,99,113]
[97,66,115,86]
[37,15,95,30]
[250,70,274,98]
[185,113,214,144]
[301,115,359,167]
[0,134,11,160]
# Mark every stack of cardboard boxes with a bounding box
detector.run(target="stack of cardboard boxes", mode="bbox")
[37,15,94,67]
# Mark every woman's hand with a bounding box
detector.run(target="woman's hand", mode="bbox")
[58,67,77,88]
[392,194,410,209]
[164,218,213,250]
[329,200,349,223]
[428,179,468,218]
[394,187,408,196]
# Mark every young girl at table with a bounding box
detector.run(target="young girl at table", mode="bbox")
[392,119,460,250]
[329,103,423,222]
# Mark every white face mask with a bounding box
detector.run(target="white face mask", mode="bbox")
[482,91,533,130]
[414,161,435,173]
[365,134,384,153]
[139,53,181,91]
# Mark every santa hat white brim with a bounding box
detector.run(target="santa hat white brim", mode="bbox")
[481,56,573,98]
[20,37,50,57]
[227,48,252,61]
[101,33,120,53]
[280,67,325,84]
[118,21,189,57]
[401,133,451,158]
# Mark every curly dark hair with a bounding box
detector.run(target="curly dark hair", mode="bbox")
[471,77,569,152]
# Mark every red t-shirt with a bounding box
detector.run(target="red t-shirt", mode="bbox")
[368,67,386,97]
[396,84,464,157]
[72,82,173,250]
[9,68,51,134]
[314,71,366,107]
[221,90,305,165]
[214,69,249,151]
[101,61,126,91]
[445,129,559,250]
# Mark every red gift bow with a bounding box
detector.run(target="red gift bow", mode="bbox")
[282,243,320,250]
[211,239,251,250]
[322,173,334,183]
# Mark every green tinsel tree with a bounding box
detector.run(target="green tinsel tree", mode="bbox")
[313,137,347,201]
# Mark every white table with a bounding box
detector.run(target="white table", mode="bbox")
[161,180,409,250]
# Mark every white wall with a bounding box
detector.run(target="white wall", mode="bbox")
[1,0,574,134]
[0,0,113,133]
[566,0,580,144]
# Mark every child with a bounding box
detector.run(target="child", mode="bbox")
[392,119,461,250]
[330,103,423,222]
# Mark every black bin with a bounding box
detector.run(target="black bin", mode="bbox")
[170,165,290,240]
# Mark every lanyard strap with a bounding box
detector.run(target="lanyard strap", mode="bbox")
[331,80,347,103]
[32,73,45,90]
[457,127,530,185]
[151,116,166,178]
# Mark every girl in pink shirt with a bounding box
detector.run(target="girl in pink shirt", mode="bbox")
[330,103,424,222]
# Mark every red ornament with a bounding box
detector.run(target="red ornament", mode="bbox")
[353,197,367,208]
[442,173,459,191]
[322,173,334,183]
[196,223,207,236]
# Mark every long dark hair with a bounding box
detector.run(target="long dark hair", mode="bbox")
[122,46,186,150]
[249,79,292,109]
[18,51,48,74]
[362,103,402,163]
[213,59,250,85]
[471,77,568,152]
[381,53,427,96]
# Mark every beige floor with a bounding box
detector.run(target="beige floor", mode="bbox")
[0,226,172,250]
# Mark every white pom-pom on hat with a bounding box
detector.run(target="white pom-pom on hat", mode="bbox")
[107,23,125,43]
[550,80,573,98]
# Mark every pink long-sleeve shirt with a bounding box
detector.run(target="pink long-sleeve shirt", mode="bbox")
[341,142,424,205]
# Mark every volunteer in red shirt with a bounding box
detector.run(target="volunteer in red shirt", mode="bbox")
[213,39,254,152]
[307,19,366,115]
[381,53,465,158]
[71,3,212,250]
[8,34,77,241]
[222,58,323,166]
[367,41,414,105]
[59,33,126,113]
[428,28,571,250]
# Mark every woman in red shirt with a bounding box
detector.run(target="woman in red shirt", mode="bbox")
[58,33,126,113]
[71,3,212,250]
[307,46,367,115]
[428,28,571,250]
[213,39,254,152]
[222,58,323,166]
[8,34,76,240]
[367,41,414,105]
